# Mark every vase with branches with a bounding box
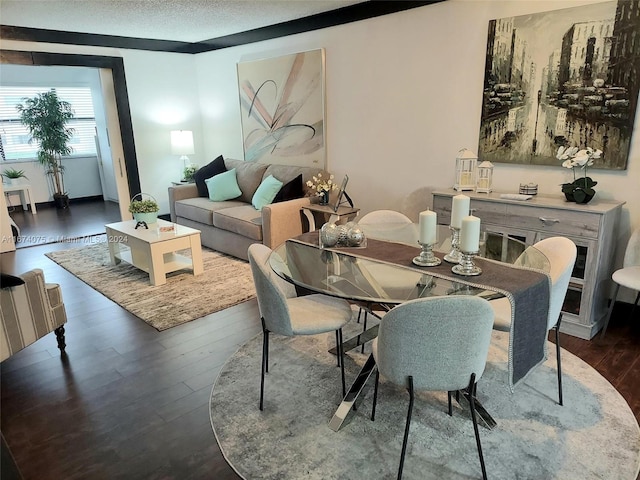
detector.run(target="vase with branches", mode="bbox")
[17,89,74,208]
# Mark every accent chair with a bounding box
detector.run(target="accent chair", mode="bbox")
[1,269,67,362]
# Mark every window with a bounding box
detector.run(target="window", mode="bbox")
[0,86,97,161]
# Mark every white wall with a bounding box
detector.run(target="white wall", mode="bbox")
[2,0,638,302]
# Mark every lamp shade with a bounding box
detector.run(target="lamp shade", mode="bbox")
[170,130,194,156]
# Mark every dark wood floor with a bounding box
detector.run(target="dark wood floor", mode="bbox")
[8,199,121,248]
[1,205,639,479]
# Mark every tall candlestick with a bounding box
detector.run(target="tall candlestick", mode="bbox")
[460,215,481,252]
[450,194,470,229]
[419,210,437,245]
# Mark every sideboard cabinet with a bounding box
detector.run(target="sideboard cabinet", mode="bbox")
[432,189,625,339]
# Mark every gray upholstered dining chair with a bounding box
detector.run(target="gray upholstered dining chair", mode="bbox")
[355,210,413,345]
[247,243,353,411]
[601,227,640,338]
[490,236,577,406]
[370,296,494,480]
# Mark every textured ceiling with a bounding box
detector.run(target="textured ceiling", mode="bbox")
[0,0,364,43]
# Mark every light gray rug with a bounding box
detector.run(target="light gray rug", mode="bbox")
[210,319,640,479]
[46,242,255,331]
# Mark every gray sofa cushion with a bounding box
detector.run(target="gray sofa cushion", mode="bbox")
[212,205,263,241]
[175,197,247,226]
[224,159,268,204]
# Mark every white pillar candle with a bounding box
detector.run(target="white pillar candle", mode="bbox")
[460,215,481,253]
[450,194,470,229]
[419,210,437,245]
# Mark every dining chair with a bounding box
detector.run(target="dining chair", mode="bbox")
[491,236,577,406]
[247,243,353,411]
[370,296,494,480]
[601,227,640,338]
[358,210,413,226]
[355,210,413,348]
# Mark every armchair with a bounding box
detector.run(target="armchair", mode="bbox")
[1,269,67,362]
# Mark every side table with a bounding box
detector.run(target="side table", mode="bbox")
[301,204,360,231]
[4,183,37,214]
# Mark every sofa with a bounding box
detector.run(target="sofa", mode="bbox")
[169,158,327,260]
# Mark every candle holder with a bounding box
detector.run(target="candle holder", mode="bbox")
[412,241,441,267]
[444,226,462,264]
[452,250,482,276]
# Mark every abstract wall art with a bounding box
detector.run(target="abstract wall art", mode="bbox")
[237,49,326,168]
[478,1,639,170]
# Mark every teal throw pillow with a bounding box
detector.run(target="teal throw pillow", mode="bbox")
[252,175,284,210]
[205,168,242,202]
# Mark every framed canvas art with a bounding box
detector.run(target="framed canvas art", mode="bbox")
[478,1,639,170]
[237,49,326,168]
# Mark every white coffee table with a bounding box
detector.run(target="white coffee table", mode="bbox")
[105,219,203,286]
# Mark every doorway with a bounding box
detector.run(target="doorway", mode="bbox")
[0,50,141,248]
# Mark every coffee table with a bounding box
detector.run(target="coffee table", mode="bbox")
[105,219,203,286]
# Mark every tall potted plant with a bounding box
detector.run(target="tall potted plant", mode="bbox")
[17,89,74,209]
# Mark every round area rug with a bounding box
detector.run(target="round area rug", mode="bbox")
[209,321,640,479]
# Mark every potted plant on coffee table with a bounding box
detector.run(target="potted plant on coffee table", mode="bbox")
[128,194,160,225]
[17,89,74,209]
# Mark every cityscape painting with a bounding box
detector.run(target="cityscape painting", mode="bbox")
[478,1,639,170]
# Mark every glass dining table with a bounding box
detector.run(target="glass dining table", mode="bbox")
[269,223,550,431]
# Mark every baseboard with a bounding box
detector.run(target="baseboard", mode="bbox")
[18,195,107,210]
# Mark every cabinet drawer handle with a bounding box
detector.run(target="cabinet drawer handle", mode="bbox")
[470,208,478,214]
[539,217,560,225]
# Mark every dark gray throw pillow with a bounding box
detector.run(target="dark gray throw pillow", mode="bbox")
[273,174,304,203]
[194,155,226,197]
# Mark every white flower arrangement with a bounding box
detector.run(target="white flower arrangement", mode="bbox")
[306,172,338,196]
[556,146,601,203]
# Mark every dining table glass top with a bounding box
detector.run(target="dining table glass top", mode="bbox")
[269,223,550,305]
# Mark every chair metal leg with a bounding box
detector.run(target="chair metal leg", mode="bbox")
[467,374,487,480]
[371,368,380,421]
[357,307,362,324]
[601,284,620,339]
[338,328,346,397]
[361,311,368,353]
[260,319,269,411]
[447,391,453,416]
[335,331,341,367]
[397,375,414,480]
[630,291,640,321]
[555,314,563,406]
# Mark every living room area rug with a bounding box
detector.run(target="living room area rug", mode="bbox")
[210,325,640,479]
[46,242,256,331]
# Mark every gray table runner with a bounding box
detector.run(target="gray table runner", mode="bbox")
[290,232,551,389]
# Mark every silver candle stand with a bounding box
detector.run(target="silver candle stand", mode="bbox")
[444,226,462,264]
[412,241,441,267]
[452,250,482,276]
